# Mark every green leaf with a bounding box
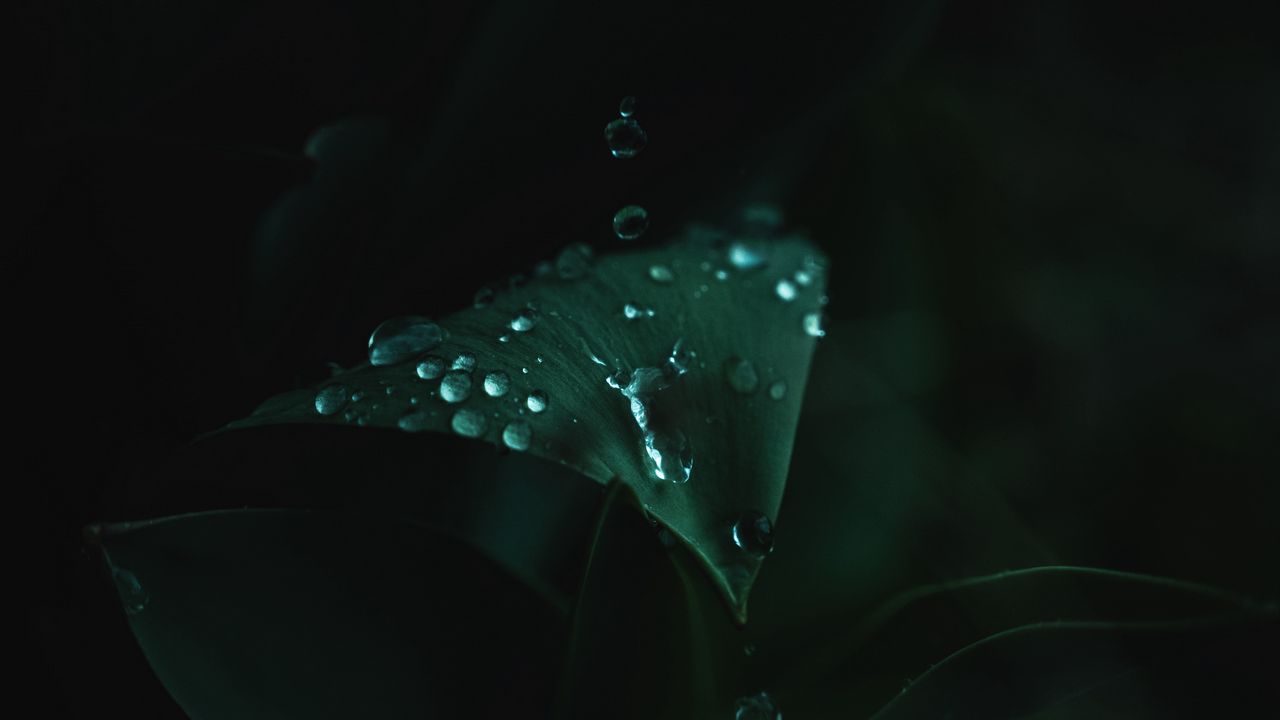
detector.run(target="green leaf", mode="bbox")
[224,222,828,621]
[87,508,567,718]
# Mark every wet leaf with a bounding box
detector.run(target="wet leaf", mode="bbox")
[225,221,827,621]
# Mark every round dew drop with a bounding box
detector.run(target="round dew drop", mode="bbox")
[526,390,548,413]
[483,371,511,397]
[648,264,675,284]
[724,357,760,394]
[768,380,788,400]
[732,512,775,556]
[775,278,797,302]
[452,352,477,371]
[450,408,487,438]
[416,356,445,380]
[439,370,473,403]
[502,421,532,451]
[510,308,538,332]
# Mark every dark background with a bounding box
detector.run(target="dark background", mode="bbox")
[18,1,1279,716]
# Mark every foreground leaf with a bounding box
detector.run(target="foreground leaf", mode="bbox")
[225,220,827,621]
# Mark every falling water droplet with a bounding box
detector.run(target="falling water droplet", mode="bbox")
[450,408,487,438]
[367,316,444,366]
[732,512,774,556]
[313,385,349,415]
[416,356,445,380]
[612,205,649,240]
[618,95,637,117]
[733,691,781,720]
[502,421,532,451]
[724,357,759,394]
[510,307,539,332]
[112,567,150,615]
[555,243,593,280]
[473,286,495,309]
[604,117,648,158]
[768,380,788,400]
[644,429,693,483]
[483,371,511,397]
[398,410,432,432]
[526,390,548,413]
[803,311,827,337]
[439,370,473,403]
[648,264,674,283]
[774,278,797,301]
[452,352,477,371]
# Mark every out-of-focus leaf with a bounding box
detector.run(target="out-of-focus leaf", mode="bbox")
[88,508,566,719]
[225,220,827,621]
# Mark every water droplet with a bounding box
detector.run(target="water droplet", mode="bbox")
[416,356,445,380]
[398,410,432,432]
[648,264,674,283]
[728,241,767,270]
[499,334,511,343]
[734,691,781,720]
[483,371,511,397]
[623,302,655,320]
[452,352,477,371]
[665,339,692,377]
[313,384,349,415]
[112,567,150,615]
[803,311,827,337]
[732,512,774,556]
[521,367,529,374]
[384,385,395,396]
[714,269,729,281]
[350,390,365,403]
[612,205,649,240]
[473,286,495,309]
[768,380,788,400]
[644,429,693,483]
[510,307,539,332]
[536,356,544,364]
[450,408,487,438]
[367,316,444,366]
[793,269,814,287]
[526,390,548,413]
[604,117,647,158]
[440,370,473,403]
[502,421,532,451]
[774,278,797,301]
[409,396,420,405]
[743,642,757,657]
[555,243,593,280]
[724,357,759,394]
[618,95,637,117]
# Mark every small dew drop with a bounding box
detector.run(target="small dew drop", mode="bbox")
[793,269,814,287]
[732,512,775,556]
[112,567,150,615]
[728,241,767,270]
[618,95,637,117]
[648,264,675,284]
[775,278,797,302]
[367,316,444,366]
[416,356,445,380]
[768,380,788,400]
[313,384,349,416]
[502,421,532,451]
[734,691,781,720]
[398,410,432,432]
[714,269,729,281]
[604,117,648,158]
[452,352,477,371]
[483,371,511,397]
[450,408,487,438]
[440,370,473,403]
[526,390,548,413]
[803,311,827,338]
[350,390,365,403]
[612,205,649,240]
[511,307,539,332]
[724,357,759,394]
[623,302,655,320]
[499,334,511,343]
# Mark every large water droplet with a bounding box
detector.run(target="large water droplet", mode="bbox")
[728,241,768,270]
[612,205,649,240]
[510,307,539,332]
[555,243,593,280]
[774,278,797,302]
[398,410,432,432]
[367,316,443,366]
[452,352,477,371]
[526,390,548,413]
[803,311,827,337]
[618,95,637,117]
[623,302,655,320]
[483,371,511,397]
[473,286,495,309]
[768,380,788,400]
[502,421,532,451]
[440,370,473,403]
[414,356,443,380]
[724,357,759,394]
[648,264,674,283]
[450,408,487,438]
[734,691,781,720]
[644,429,693,483]
[112,567,150,615]
[313,384,349,415]
[732,512,774,556]
[604,117,647,158]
